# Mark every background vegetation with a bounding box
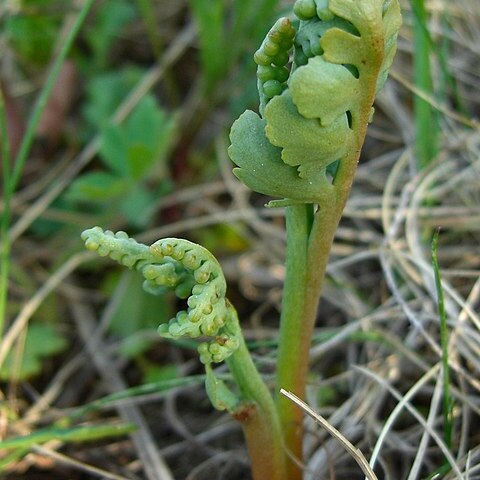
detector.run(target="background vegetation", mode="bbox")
[0,0,479,478]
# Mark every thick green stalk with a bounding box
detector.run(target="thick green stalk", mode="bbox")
[275,81,377,478]
[274,204,310,476]
[275,203,340,479]
[227,307,287,480]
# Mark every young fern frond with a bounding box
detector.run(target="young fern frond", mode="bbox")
[81,227,287,478]
[229,1,401,477]
[254,18,296,114]
[229,0,401,207]
[81,2,401,477]
[81,227,239,365]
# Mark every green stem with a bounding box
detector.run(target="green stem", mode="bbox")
[226,306,287,480]
[274,204,310,477]
[275,130,367,479]
[431,230,453,449]
[277,203,341,479]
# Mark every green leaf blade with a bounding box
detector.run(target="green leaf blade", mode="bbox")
[229,110,334,204]
[290,56,360,125]
[100,126,129,176]
[67,172,128,202]
[0,324,67,381]
[264,91,353,180]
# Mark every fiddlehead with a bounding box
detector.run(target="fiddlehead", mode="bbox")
[81,227,239,365]
[254,18,296,115]
[229,0,401,207]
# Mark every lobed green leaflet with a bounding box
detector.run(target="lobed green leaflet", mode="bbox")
[229,0,401,207]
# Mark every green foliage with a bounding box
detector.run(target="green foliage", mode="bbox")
[194,224,250,255]
[189,0,226,90]
[82,0,136,70]
[0,0,95,379]
[4,0,62,66]
[69,94,175,227]
[229,109,335,205]
[141,363,180,385]
[189,0,282,92]
[0,324,67,381]
[101,95,173,179]
[229,0,401,207]
[82,67,145,133]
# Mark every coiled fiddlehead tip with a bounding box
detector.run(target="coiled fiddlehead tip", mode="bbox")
[254,17,296,113]
[82,229,241,365]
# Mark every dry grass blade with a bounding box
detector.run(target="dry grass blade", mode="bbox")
[0,252,93,369]
[71,302,174,480]
[356,367,465,479]
[279,389,378,480]
[31,445,132,480]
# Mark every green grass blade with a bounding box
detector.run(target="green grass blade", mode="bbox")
[410,0,439,168]
[66,374,205,423]
[431,229,453,449]
[0,447,31,470]
[189,0,226,90]
[0,423,136,451]
[230,0,280,52]
[189,0,281,92]
[10,0,94,192]
[0,88,12,339]
[0,423,135,470]
[0,0,94,344]
[136,0,163,58]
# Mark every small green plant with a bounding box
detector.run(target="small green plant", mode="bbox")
[0,324,67,381]
[82,1,402,478]
[69,94,175,227]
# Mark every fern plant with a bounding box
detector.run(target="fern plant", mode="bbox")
[82,1,401,478]
[230,1,402,475]
[81,227,286,477]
